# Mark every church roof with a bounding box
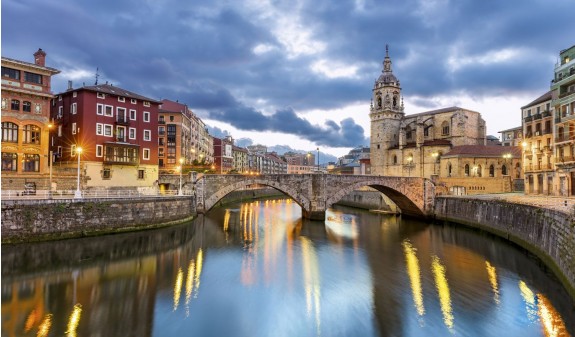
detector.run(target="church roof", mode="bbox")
[443,145,521,158]
[405,106,480,119]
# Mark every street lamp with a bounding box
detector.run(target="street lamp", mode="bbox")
[431,152,439,175]
[502,153,512,175]
[316,147,320,173]
[74,147,83,199]
[178,158,184,196]
[406,155,413,177]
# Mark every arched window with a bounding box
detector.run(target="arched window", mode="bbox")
[22,101,32,112]
[393,155,397,165]
[558,127,564,140]
[23,125,40,144]
[405,126,412,140]
[11,99,20,111]
[515,163,521,178]
[465,164,470,176]
[489,165,494,177]
[1,152,17,171]
[476,165,482,177]
[23,154,40,172]
[448,163,452,176]
[377,96,382,108]
[1,122,18,142]
[502,165,508,175]
[441,121,450,136]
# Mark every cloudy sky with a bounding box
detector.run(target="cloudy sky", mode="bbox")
[2,0,574,158]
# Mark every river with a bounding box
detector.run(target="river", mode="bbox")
[2,198,574,337]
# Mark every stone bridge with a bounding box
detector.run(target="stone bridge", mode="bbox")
[195,174,435,220]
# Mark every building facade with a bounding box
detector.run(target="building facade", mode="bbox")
[213,136,233,174]
[498,127,523,147]
[51,83,160,189]
[1,49,60,190]
[158,99,193,172]
[369,47,486,179]
[232,145,249,173]
[552,44,575,196]
[521,91,555,195]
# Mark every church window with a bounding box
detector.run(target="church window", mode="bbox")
[441,121,450,136]
[448,163,452,176]
[377,97,382,108]
[406,126,412,140]
[502,165,507,175]
[464,164,470,176]
[393,155,397,164]
[393,96,397,107]
[489,165,494,177]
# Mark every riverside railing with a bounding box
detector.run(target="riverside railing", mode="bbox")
[1,189,193,200]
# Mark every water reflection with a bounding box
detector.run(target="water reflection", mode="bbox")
[1,199,574,337]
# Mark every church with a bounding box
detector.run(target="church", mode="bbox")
[369,46,522,194]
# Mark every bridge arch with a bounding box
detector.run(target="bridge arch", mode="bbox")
[200,177,312,214]
[325,179,427,217]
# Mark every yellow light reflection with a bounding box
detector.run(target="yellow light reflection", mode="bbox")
[301,237,321,335]
[25,308,39,332]
[194,249,204,298]
[537,294,570,337]
[66,304,82,337]
[173,267,183,311]
[485,261,500,305]
[185,260,196,307]
[37,314,52,337]
[431,256,453,329]
[519,280,538,322]
[223,209,231,232]
[402,240,425,316]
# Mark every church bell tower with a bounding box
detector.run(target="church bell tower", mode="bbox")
[370,45,404,175]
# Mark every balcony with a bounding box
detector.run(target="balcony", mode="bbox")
[557,156,575,165]
[533,113,542,120]
[555,135,574,143]
[158,131,165,136]
[158,120,166,124]
[116,136,126,143]
[115,117,130,126]
[524,131,532,139]
[542,110,552,118]
[559,89,575,99]
[524,116,533,122]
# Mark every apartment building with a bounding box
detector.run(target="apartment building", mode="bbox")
[158,99,193,171]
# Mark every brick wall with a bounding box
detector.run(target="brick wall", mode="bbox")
[434,196,575,298]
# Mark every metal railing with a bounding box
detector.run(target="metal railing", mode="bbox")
[1,189,193,200]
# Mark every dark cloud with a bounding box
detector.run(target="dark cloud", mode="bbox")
[2,0,573,150]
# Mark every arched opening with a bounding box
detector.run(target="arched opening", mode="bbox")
[502,165,508,176]
[393,155,397,165]
[441,121,450,136]
[448,163,452,177]
[476,165,482,177]
[464,164,470,176]
[489,165,494,177]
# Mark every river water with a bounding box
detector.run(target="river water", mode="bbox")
[2,198,574,337]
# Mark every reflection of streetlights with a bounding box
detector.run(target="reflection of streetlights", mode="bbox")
[74,147,83,199]
[178,158,184,196]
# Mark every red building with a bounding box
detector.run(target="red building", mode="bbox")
[51,83,161,189]
[213,136,233,173]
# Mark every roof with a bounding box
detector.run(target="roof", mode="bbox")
[1,56,60,74]
[521,91,552,109]
[498,126,522,133]
[405,106,479,119]
[443,145,521,158]
[79,83,161,104]
[160,99,188,113]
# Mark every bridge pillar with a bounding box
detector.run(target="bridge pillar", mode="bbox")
[302,209,326,221]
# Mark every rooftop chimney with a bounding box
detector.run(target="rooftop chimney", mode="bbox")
[33,48,46,67]
[67,80,73,90]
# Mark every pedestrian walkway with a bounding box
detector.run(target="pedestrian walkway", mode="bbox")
[450,193,575,215]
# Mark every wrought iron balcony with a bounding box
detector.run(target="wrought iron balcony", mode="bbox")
[115,117,130,126]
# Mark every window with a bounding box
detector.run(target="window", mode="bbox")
[24,72,42,84]
[159,148,164,157]
[405,126,412,140]
[129,109,136,120]
[23,154,40,172]
[1,122,18,142]
[1,152,18,171]
[464,164,470,176]
[104,124,113,137]
[11,99,20,111]
[502,165,508,176]
[97,92,105,99]
[22,101,32,112]
[143,101,150,107]
[96,145,103,157]
[159,126,165,135]
[131,99,137,104]
[448,163,452,176]
[102,168,111,179]
[129,127,136,139]
[58,106,63,118]
[57,146,62,157]
[71,144,77,157]
[23,125,40,144]
[72,123,77,135]
[143,111,150,122]
[96,123,103,135]
[376,144,380,149]
[118,97,125,102]
[97,104,104,115]
[58,125,62,137]
[169,115,174,122]
[71,103,77,114]
[441,121,450,136]
[2,67,20,80]
[73,91,77,98]
[104,105,113,117]
[489,165,494,177]
[143,148,150,160]
[117,107,127,122]
[1,98,6,109]
[138,169,145,179]
[393,155,397,165]
[143,130,151,141]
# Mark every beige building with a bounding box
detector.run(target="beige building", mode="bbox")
[370,47,486,179]
[498,126,523,146]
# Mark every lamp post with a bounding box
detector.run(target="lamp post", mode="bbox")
[178,158,184,196]
[47,123,53,199]
[316,147,320,173]
[432,152,439,175]
[74,147,82,199]
[407,155,413,177]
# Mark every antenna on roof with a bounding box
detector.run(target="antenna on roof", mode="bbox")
[95,67,100,85]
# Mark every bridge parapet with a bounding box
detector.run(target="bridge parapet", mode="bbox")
[196,174,435,220]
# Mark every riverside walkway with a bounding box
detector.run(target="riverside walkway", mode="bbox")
[449,193,575,214]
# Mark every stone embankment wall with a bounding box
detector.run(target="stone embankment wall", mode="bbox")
[434,196,575,298]
[1,197,195,243]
